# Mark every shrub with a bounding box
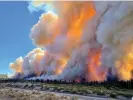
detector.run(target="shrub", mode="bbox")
[110,93,117,98]
[97,91,105,96]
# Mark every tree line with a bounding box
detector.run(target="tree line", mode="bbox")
[0,78,133,89]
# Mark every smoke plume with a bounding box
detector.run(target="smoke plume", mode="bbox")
[9,1,133,81]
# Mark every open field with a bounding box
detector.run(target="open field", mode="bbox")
[0,88,79,100]
[0,81,132,100]
[0,88,116,100]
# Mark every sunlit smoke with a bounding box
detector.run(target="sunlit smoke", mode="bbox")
[9,1,133,82]
[9,57,23,73]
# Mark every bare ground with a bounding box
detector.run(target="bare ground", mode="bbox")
[0,88,117,100]
[0,82,131,100]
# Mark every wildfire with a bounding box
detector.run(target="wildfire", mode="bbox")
[9,1,133,82]
[55,58,68,75]
[115,51,133,81]
[87,48,106,82]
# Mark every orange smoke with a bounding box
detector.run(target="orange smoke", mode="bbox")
[31,11,59,46]
[30,1,96,76]
[33,1,96,44]
[9,57,23,73]
[66,2,96,40]
[87,48,106,82]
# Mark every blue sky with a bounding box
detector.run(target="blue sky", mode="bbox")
[0,1,42,74]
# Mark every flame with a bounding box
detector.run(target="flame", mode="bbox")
[87,48,106,82]
[55,58,68,75]
[115,51,133,81]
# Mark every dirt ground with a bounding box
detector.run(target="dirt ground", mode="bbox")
[0,82,129,100]
[0,88,118,100]
[0,88,79,100]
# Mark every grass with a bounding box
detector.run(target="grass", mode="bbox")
[0,88,78,100]
[40,83,133,98]
[3,82,133,99]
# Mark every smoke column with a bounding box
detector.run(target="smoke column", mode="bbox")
[9,1,133,81]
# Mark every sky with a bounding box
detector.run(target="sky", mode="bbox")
[0,1,42,74]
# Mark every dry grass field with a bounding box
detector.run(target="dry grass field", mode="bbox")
[0,88,78,100]
[0,81,132,100]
